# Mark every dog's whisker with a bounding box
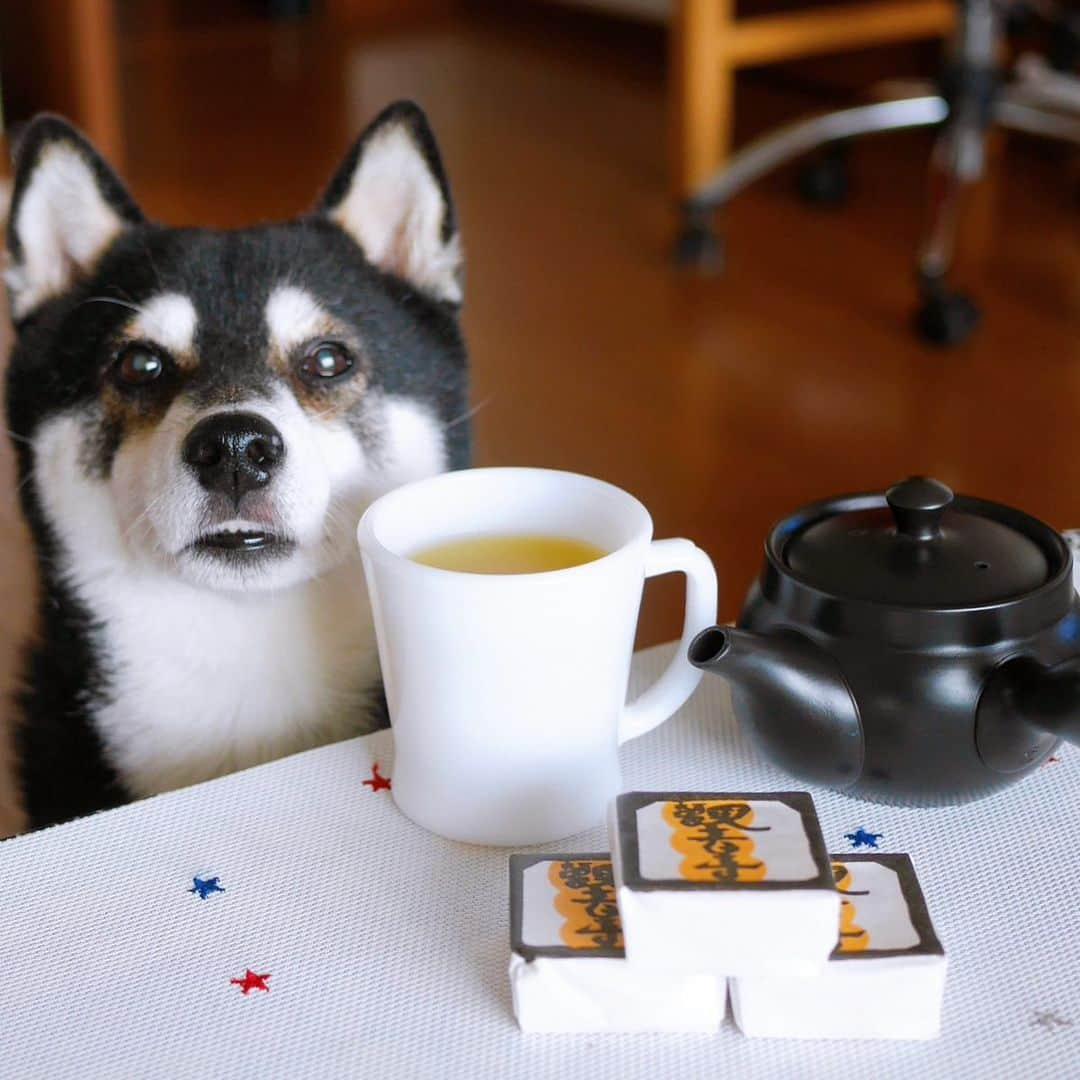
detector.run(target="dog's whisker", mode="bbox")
[77,296,145,316]
[123,489,171,541]
[323,506,350,535]
[443,395,493,432]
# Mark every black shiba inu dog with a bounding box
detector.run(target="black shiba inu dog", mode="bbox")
[4,102,469,830]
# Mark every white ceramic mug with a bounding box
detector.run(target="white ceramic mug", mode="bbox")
[357,468,718,845]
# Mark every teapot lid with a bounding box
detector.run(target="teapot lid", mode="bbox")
[781,477,1053,607]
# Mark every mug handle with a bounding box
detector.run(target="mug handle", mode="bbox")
[618,538,719,746]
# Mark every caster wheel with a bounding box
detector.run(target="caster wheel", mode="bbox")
[672,218,724,273]
[796,144,851,207]
[914,290,981,346]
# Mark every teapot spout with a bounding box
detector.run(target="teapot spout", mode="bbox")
[977,658,1080,773]
[688,626,864,787]
[1014,668,1080,746]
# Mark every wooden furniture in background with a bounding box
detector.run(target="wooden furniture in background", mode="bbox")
[324,0,460,20]
[0,0,457,169]
[670,0,956,201]
[70,0,124,164]
[0,0,124,166]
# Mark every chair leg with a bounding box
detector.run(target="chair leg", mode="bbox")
[912,121,984,346]
[996,97,1080,144]
[913,0,1000,346]
[670,0,733,270]
[673,95,948,271]
[692,96,948,210]
[796,140,852,207]
[673,201,725,270]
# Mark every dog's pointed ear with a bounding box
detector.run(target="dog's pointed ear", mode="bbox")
[317,101,462,305]
[5,115,144,321]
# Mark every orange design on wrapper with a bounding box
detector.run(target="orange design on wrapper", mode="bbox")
[548,859,624,950]
[663,800,768,883]
[833,862,870,952]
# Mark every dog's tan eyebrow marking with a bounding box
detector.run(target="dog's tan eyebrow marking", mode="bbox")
[124,292,199,357]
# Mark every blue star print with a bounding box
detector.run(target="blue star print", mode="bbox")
[189,875,225,900]
[844,828,883,849]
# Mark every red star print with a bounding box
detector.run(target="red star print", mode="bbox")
[363,762,392,792]
[230,969,271,995]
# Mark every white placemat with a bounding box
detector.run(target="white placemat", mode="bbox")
[1,645,1078,1080]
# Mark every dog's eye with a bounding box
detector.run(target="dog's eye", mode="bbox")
[114,344,166,387]
[299,343,353,383]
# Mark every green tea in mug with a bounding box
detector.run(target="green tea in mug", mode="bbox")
[411,533,606,575]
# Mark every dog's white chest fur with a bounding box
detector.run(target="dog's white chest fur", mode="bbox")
[29,407,442,800]
[84,562,380,797]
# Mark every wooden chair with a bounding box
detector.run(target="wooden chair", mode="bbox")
[669,0,956,216]
[668,0,1080,346]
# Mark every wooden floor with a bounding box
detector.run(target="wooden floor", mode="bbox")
[0,6,1076,829]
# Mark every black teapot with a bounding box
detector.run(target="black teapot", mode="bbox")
[689,476,1080,805]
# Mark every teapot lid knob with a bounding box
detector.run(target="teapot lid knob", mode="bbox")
[886,476,954,540]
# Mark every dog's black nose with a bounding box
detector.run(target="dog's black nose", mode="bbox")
[182,412,286,501]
